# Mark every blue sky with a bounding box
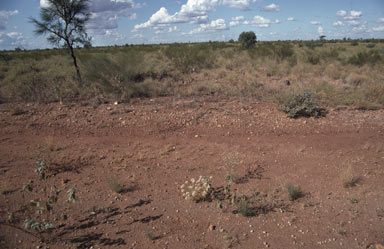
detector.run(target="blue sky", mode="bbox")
[0,0,384,50]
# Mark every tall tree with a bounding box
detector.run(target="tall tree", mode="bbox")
[30,0,91,86]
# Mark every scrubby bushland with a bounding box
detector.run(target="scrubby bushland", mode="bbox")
[164,43,216,73]
[1,40,384,108]
[347,50,382,67]
[238,31,257,49]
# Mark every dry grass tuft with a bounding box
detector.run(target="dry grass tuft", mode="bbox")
[340,165,359,188]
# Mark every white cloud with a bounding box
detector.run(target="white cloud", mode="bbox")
[154,25,179,34]
[40,0,50,8]
[134,0,221,31]
[343,10,362,20]
[346,20,362,27]
[287,17,295,21]
[262,3,280,12]
[310,21,321,25]
[372,25,384,32]
[251,15,279,28]
[223,0,259,11]
[129,13,137,20]
[333,21,344,26]
[351,24,368,33]
[317,26,324,35]
[350,11,362,18]
[377,18,384,23]
[229,16,244,27]
[0,31,25,49]
[336,10,347,17]
[232,16,244,21]
[134,0,264,32]
[187,18,228,34]
[0,10,19,30]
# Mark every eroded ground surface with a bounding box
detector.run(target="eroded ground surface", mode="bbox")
[0,96,383,249]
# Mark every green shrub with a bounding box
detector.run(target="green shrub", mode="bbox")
[305,41,323,49]
[306,52,321,65]
[287,184,302,201]
[277,92,323,118]
[366,43,376,48]
[238,31,257,49]
[347,50,382,67]
[164,43,215,73]
[350,41,359,46]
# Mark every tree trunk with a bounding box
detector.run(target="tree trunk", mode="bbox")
[67,41,83,87]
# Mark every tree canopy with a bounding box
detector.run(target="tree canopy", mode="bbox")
[238,31,257,49]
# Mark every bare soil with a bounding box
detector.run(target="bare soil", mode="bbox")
[0,96,383,249]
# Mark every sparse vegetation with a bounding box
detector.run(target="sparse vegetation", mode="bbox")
[107,175,125,194]
[1,158,79,242]
[236,197,253,217]
[181,176,213,202]
[340,165,359,188]
[0,39,383,109]
[287,184,302,201]
[277,92,323,118]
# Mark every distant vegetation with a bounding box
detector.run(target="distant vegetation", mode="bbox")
[0,38,383,110]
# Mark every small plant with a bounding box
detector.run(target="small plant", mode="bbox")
[236,197,252,217]
[340,165,359,188]
[277,92,323,118]
[35,157,47,180]
[67,185,78,202]
[223,152,241,184]
[1,159,80,242]
[146,231,154,240]
[181,176,213,202]
[107,175,124,193]
[287,184,302,201]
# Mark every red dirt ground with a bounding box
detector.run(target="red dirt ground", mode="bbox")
[0,96,383,249]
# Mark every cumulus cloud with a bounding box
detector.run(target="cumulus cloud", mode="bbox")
[372,25,384,32]
[262,3,280,12]
[187,18,228,34]
[317,26,324,35]
[229,16,244,27]
[0,10,19,30]
[134,0,263,32]
[336,10,362,21]
[134,0,221,31]
[0,31,25,49]
[336,10,347,17]
[310,21,321,25]
[287,17,295,21]
[251,15,280,28]
[223,0,259,11]
[154,25,179,34]
[377,18,384,23]
[333,21,344,26]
